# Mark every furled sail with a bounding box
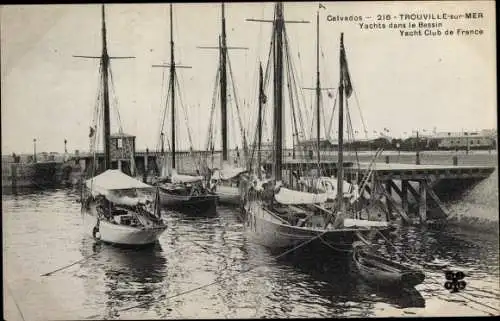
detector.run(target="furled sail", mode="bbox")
[274,187,328,205]
[211,167,247,181]
[105,191,151,206]
[170,169,203,184]
[344,218,388,228]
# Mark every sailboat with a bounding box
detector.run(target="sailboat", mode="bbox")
[242,3,388,250]
[295,8,366,205]
[197,3,250,206]
[80,5,167,246]
[153,4,218,215]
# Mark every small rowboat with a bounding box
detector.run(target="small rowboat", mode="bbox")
[353,245,425,288]
[422,258,450,270]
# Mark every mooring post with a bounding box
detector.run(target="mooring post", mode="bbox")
[402,180,409,214]
[418,180,427,222]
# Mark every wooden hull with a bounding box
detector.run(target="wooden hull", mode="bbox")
[215,185,241,206]
[82,210,166,246]
[353,247,425,288]
[159,189,218,215]
[245,201,372,250]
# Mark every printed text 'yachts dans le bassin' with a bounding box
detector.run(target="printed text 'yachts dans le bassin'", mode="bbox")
[326,12,486,37]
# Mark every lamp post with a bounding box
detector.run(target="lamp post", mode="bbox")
[412,130,421,165]
[33,138,37,163]
[465,131,469,155]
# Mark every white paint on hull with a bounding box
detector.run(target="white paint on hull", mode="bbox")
[82,211,166,245]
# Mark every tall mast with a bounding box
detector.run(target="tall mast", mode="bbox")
[170,4,176,170]
[336,33,345,213]
[220,3,228,162]
[75,4,135,173]
[101,5,111,170]
[273,2,284,182]
[315,10,321,170]
[257,62,264,178]
[246,2,308,180]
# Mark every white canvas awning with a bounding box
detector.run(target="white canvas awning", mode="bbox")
[274,187,328,205]
[85,170,154,205]
[85,169,152,192]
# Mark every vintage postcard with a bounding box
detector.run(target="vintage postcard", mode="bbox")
[2,1,498,319]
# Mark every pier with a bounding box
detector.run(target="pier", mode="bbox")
[3,147,496,225]
[261,152,496,225]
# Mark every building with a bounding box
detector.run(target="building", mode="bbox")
[109,132,136,173]
[296,139,337,149]
[431,130,496,150]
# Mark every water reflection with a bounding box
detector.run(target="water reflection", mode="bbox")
[79,238,168,319]
[2,185,498,319]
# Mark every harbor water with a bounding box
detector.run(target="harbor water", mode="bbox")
[2,171,499,319]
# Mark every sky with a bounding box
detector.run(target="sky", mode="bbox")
[1,1,496,155]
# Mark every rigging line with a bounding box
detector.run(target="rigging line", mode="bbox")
[107,63,122,133]
[261,24,274,141]
[90,64,103,177]
[283,27,307,142]
[40,252,100,277]
[327,87,339,141]
[156,60,169,154]
[247,5,266,135]
[346,101,361,172]
[205,64,221,153]
[108,64,137,175]
[227,54,250,161]
[227,57,245,153]
[249,27,274,166]
[352,88,368,140]
[251,24,274,153]
[320,92,329,141]
[92,77,104,177]
[175,71,194,149]
[157,72,172,155]
[294,33,307,133]
[174,71,199,169]
[112,222,345,315]
[4,281,26,321]
[283,42,301,157]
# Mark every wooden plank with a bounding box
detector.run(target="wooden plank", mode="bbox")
[418,180,427,222]
[406,181,420,201]
[381,189,411,223]
[388,179,403,196]
[385,181,393,215]
[423,180,449,218]
[401,180,409,214]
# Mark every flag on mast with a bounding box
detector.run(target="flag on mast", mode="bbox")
[340,34,353,98]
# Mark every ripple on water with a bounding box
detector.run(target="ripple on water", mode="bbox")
[2,188,499,319]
